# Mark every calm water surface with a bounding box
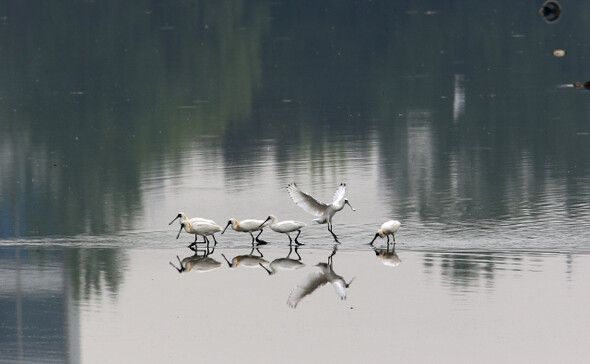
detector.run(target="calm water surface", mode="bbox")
[1,1,590,363]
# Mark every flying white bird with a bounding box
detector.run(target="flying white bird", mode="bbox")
[286,183,355,242]
[176,220,222,247]
[221,218,270,245]
[287,247,354,308]
[259,215,306,245]
[369,220,401,246]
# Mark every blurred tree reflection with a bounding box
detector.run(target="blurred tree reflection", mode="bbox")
[0,0,269,236]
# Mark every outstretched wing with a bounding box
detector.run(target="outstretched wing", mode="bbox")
[287,270,328,308]
[331,183,346,204]
[287,183,328,217]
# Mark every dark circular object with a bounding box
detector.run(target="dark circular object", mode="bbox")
[539,1,562,23]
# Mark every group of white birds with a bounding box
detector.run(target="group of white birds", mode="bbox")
[169,182,401,248]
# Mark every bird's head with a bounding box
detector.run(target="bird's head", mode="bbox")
[344,199,356,211]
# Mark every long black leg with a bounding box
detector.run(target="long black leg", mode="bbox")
[328,224,340,243]
[294,230,304,245]
[212,234,218,246]
[255,229,268,245]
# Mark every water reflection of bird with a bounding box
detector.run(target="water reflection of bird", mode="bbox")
[374,244,401,267]
[176,220,222,247]
[369,220,401,246]
[221,247,268,269]
[287,183,356,242]
[287,246,354,308]
[222,218,270,245]
[259,215,306,245]
[169,246,222,274]
[259,245,305,275]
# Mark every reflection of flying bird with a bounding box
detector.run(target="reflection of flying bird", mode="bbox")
[221,248,268,269]
[169,247,222,274]
[259,245,305,275]
[287,183,355,242]
[259,215,306,245]
[369,220,401,246]
[176,220,222,247]
[222,218,270,245]
[375,244,401,267]
[287,247,354,308]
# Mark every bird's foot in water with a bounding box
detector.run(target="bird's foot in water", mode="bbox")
[255,239,269,246]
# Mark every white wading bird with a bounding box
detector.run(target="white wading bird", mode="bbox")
[369,220,401,246]
[259,215,306,245]
[169,212,219,244]
[221,248,268,269]
[286,183,355,242]
[259,246,305,275]
[169,211,216,226]
[287,247,354,308]
[221,218,270,245]
[176,220,222,248]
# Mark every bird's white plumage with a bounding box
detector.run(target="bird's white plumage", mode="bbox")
[177,220,222,242]
[169,212,216,226]
[224,218,269,233]
[266,215,306,234]
[184,221,222,236]
[286,183,355,241]
[378,220,401,237]
[331,184,346,205]
[286,183,328,217]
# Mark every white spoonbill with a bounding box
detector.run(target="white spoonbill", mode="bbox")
[369,220,401,245]
[259,215,306,245]
[287,247,354,308]
[221,218,270,245]
[286,182,355,242]
[176,220,222,247]
[169,211,216,226]
[259,246,305,275]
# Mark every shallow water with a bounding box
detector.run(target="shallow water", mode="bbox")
[2,245,589,364]
[1,0,590,363]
